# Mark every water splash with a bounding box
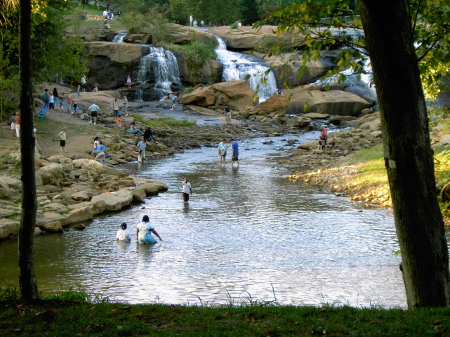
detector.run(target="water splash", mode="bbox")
[215,36,278,103]
[137,46,181,100]
[112,33,126,43]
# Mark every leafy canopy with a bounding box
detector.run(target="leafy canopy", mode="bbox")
[255,0,449,98]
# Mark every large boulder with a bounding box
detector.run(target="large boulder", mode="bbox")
[209,25,306,51]
[253,95,288,116]
[254,52,335,88]
[36,163,64,185]
[0,219,20,239]
[90,189,134,212]
[211,80,255,110]
[66,206,95,224]
[181,87,216,106]
[163,23,212,45]
[285,89,371,116]
[73,159,128,179]
[85,42,148,64]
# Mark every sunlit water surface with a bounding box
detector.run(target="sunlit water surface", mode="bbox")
[0,134,408,307]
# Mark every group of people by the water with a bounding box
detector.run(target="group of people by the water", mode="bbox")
[318,125,336,151]
[116,215,162,244]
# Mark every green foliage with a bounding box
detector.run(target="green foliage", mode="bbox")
[170,34,217,84]
[0,0,88,86]
[0,279,20,300]
[255,0,449,98]
[146,117,196,127]
[173,0,243,26]
[43,285,90,302]
[231,22,239,29]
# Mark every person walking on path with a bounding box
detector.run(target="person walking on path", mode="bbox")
[10,113,16,139]
[231,139,239,167]
[14,113,20,139]
[123,96,128,113]
[88,102,100,124]
[113,98,119,118]
[171,95,177,110]
[218,140,229,164]
[136,215,162,244]
[57,127,66,156]
[225,106,231,124]
[53,88,59,109]
[116,223,131,241]
[181,177,192,202]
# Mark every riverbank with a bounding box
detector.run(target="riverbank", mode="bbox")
[0,296,448,336]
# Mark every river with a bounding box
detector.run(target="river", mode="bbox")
[0,133,407,308]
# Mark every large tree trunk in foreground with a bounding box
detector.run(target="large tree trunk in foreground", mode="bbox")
[18,0,40,301]
[358,0,450,308]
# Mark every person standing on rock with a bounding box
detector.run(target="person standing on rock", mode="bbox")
[321,125,328,147]
[14,112,20,139]
[231,139,239,167]
[136,215,162,244]
[10,113,16,139]
[113,98,119,118]
[123,96,128,113]
[67,95,73,114]
[88,101,100,124]
[225,106,232,124]
[57,127,66,156]
[53,88,60,109]
[182,177,192,202]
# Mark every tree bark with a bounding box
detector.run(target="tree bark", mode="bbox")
[358,0,450,308]
[18,0,40,301]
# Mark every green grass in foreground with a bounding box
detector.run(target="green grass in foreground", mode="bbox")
[350,144,388,185]
[1,282,449,336]
[1,298,450,336]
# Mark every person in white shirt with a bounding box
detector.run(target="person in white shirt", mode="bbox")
[182,177,192,202]
[116,223,131,241]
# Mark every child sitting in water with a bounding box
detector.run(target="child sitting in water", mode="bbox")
[116,222,131,241]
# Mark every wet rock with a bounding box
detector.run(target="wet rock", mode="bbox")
[0,218,20,239]
[90,189,133,212]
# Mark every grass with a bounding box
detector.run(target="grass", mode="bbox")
[1,288,450,336]
[350,144,388,185]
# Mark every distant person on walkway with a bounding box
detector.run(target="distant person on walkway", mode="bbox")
[77,85,81,96]
[116,223,131,241]
[143,127,155,142]
[225,106,231,124]
[231,139,239,167]
[130,122,142,138]
[43,89,49,108]
[113,98,119,118]
[67,95,73,114]
[171,95,177,110]
[14,113,20,139]
[321,125,328,146]
[218,140,229,163]
[57,127,66,156]
[10,114,16,139]
[137,138,147,161]
[182,177,192,202]
[136,215,162,244]
[126,76,132,89]
[53,88,59,109]
[93,86,99,92]
[88,102,100,124]
[48,93,55,109]
[123,96,128,113]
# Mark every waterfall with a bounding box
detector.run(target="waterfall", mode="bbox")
[112,33,126,43]
[137,46,181,100]
[215,36,278,102]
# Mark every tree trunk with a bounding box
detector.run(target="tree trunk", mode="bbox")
[358,0,450,308]
[18,0,40,301]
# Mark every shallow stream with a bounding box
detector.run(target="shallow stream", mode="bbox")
[0,134,407,307]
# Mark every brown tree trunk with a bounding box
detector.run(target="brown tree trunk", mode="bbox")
[18,0,40,301]
[358,0,450,308]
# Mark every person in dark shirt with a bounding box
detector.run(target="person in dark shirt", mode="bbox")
[143,127,156,142]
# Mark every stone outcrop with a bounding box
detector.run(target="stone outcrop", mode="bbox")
[285,88,371,116]
[181,80,256,111]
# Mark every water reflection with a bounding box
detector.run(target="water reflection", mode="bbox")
[0,134,407,307]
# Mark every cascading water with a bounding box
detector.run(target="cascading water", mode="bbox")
[137,46,181,100]
[215,36,278,103]
[314,30,377,104]
[112,32,126,43]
